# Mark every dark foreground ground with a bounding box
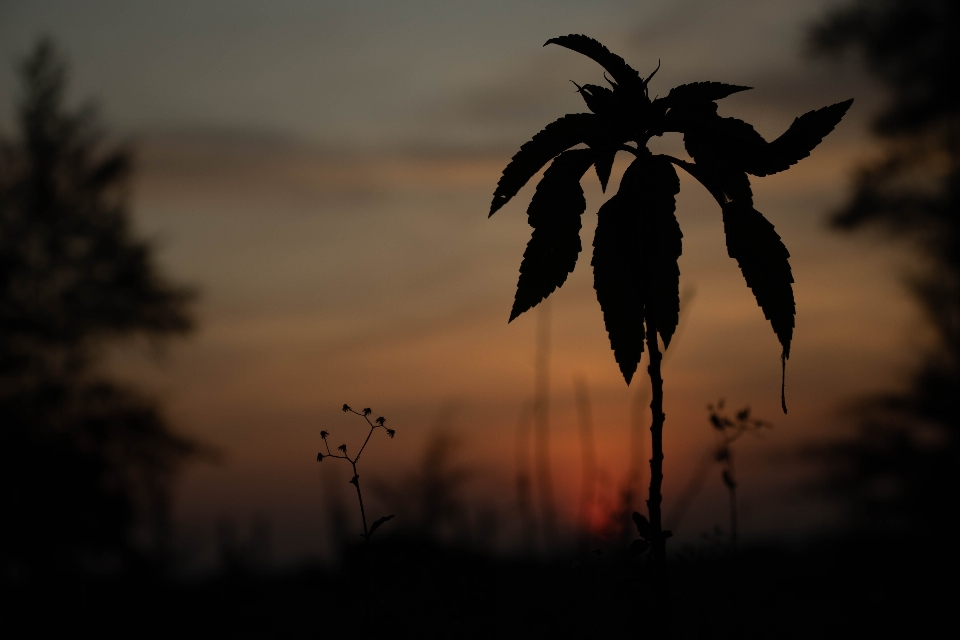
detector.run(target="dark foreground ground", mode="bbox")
[4,534,950,639]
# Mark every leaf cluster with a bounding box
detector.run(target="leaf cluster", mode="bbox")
[491,35,852,388]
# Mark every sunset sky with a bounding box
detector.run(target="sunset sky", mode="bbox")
[0,0,919,566]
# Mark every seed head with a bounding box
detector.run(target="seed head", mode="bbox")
[338,444,347,453]
[375,416,386,426]
[317,453,324,462]
[386,429,396,438]
[362,408,372,416]
[342,404,351,413]
[320,430,329,440]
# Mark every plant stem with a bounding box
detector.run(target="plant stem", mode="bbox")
[728,453,738,549]
[645,323,669,636]
[645,324,665,569]
[350,461,369,544]
[729,483,738,548]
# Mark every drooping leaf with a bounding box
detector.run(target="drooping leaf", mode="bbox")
[661,82,751,108]
[490,113,597,216]
[749,99,854,176]
[721,202,795,359]
[511,149,595,321]
[545,34,646,96]
[642,156,682,348]
[593,176,646,384]
[368,514,395,538]
[592,153,682,384]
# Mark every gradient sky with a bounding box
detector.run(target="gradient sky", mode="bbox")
[0,0,917,565]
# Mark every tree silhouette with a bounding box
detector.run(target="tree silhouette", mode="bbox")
[489,34,851,603]
[0,40,197,581]
[808,0,960,538]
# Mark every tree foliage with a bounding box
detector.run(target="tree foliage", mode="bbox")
[0,40,197,580]
[490,34,851,392]
[808,0,960,534]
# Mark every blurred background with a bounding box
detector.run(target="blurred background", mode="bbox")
[2,0,953,598]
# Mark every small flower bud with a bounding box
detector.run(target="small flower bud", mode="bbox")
[320,430,329,439]
[375,416,386,426]
[386,429,396,438]
[317,453,324,462]
[362,408,372,416]
[342,404,351,412]
[338,444,347,453]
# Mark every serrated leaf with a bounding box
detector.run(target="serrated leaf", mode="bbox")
[721,202,795,359]
[490,113,597,216]
[545,34,645,95]
[643,156,682,348]
[368,514,395,538]
[593,178,646,384]
[592,153,682,384]
[679,101,853,178]
[511,149,595,321]
[749,99,854,176]
[632,511,651,539]
[661,82,751,108]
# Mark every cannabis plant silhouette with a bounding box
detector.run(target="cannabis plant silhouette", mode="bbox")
[489,34,851,600]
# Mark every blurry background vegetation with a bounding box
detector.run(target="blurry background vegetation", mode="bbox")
[1,41,198,581]
[0,0,955,594]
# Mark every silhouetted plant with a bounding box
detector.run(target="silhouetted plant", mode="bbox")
[317,405,395,546]
[489,34,851,617]
[707,400,772,546]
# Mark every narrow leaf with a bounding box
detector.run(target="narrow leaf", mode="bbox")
[593,179,646,384]
[545,34,646,95]
[368,514,395,538]
[511,149,595,321]
[592,153,682,384]
[721,202,795,359]
[490,113,597,216]
[750,99,854,176]
[642,156,683,348]
[661,82,751,108]
[679,101,853,178]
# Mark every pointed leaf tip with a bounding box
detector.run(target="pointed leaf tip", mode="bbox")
[510,149,594,321]
[544,34,645,95]
[593,154,680,385]
[490,113,597,216]
[722,202,795,393]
